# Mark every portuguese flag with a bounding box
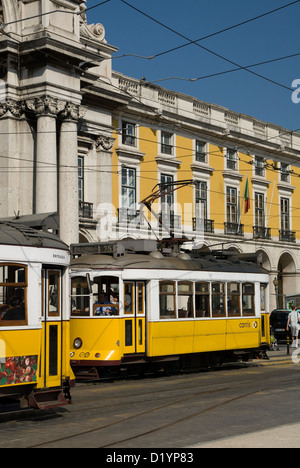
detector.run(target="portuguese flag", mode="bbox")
[244,177,250,214]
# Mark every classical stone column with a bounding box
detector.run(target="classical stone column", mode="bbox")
[58,103,83,246]
[26,96,65,214]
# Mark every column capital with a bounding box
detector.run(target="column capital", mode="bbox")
[0,99,25,118]
[59,102,86,122]
[26,95,66,117]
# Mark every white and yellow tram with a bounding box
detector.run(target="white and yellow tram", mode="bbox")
[0,222,74,410]
[69,240,270,378]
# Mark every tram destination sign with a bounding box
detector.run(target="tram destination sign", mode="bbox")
[71,239,157,258]
[71,242,122,257]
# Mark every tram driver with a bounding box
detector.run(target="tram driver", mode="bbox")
[94,294,119,316]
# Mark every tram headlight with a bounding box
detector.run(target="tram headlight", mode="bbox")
[73,337,83,349]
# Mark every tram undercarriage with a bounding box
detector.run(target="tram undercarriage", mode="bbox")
[71,346,269,381]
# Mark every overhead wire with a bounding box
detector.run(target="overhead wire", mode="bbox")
[149,52,300,84]
[0,0,112,28]
[143,0,300,61]
[120,0,295,92]
[0,2,298,233]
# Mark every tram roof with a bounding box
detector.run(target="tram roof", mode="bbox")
[70,251,267,275]
[0,222,68,250]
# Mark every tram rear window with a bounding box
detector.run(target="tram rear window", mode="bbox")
[0,264,27,325]
[227,283,241,317]
[242,284,255,316]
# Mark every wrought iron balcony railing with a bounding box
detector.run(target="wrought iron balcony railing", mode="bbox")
[224,222,244,236]
[192,218,215,233]
[253,226,271,240]
[79,201,94,220]
[279,230,296,243]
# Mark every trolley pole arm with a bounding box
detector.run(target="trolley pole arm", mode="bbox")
[139,179,197,238]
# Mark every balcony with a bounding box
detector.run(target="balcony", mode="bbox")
[279,230,296,243]
[224,222,244,236]
[253,226,271,240]
[193,218,215,233]
[118,208,144,227]
[79,201,94,220]
[160,212,181,230]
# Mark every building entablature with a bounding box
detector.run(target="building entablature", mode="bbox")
[112,71,300,162]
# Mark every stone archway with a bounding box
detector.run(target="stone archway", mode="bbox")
[278,252,297,309]
[256,249,271,272]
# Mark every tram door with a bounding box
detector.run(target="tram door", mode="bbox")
[124,282,146,355]
[41,269,63,389]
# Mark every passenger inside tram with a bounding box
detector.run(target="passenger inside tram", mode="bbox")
[0,265,27,324]
[2,295,25,321]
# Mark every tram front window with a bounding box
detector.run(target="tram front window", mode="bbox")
[0,264,27,325]
[93,276,119,317]
[71,276,90,317]
[71,276,120,317]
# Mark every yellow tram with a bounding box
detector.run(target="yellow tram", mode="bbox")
[0,222,74,410]
[69,240,270,378]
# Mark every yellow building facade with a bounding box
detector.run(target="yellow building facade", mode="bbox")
[80,71,300,312]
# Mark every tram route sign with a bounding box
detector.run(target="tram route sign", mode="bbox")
[71,242,117,257]
[71,240,158,258]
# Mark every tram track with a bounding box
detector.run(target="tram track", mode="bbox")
[25,370,299,449]
[100,389,261,448]
[100,374,300,448]
[27,383,244,448]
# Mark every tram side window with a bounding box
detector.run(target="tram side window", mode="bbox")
[159,282,176,319]
[195,283,210,318]
[212,283,226,317]
[227,283,241,317]
[242,283,255,317]
[48,271,60,317]
[178,282,194,318]
[137,283,144,315]
[0,264,27,325]
[71,277,90,317]
[124,283,134,314]
[260,284,267,312]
